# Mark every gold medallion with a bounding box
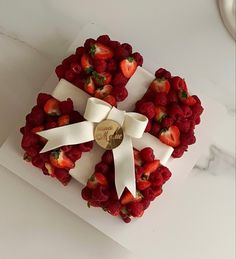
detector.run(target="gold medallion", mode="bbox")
[94,120,124,150]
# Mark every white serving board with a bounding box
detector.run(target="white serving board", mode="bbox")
[0,23,227,252]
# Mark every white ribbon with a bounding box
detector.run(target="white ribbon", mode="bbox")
[37,97,148,198]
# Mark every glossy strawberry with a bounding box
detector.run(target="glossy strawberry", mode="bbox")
[44,98,61,116]
[49,149,75,170]
[58,115,70,126]
[137,179,151,190]
[149,78,170,94]
[92,71,112,86]
[89,43,113,60]
[179,91,197,106]
[81,53,93,73]
[84,76,95,95]
[143,160,160,177]
[120,57,137,78]
[87,172,108,189]
[103,95,117,106]
[133,149,143,166]
[120,190,143,205]
[154,106,167,122]
[94,85,112,99]
[159,125,180,147]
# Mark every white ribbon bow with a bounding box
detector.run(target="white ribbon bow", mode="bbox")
[37,97,148,198]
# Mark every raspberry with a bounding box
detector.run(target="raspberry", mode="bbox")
[106,201,121,216]
[59,98,73,115]
[114,46,129,60]
[145,120,152,132]
[140,147,154,163]
[97,35,110,44]
[155,68,171,80]
[170,76,187,91]
[69,111,84,123]
[78,141,93,152]
[127,202,144,217]
[149,171,163,187]
[161,117,174,128]
[112,72,128,87]
[132,52,143,66]
[168,103,183,119]
[112,87,128,102]
[70,62,82,74]
[61,145,72,153]
[151,186,163,197]
[192,95,201,104]
[172,145,188,158]
[121,43,132,55]
[62,54,77,68]
[122,216,131,223]
[135,166,144,179]
[66,147,82,162]
[25,145,41,158]
[37,93,52,108]
[195,116,201,125]
[20,126,31,135]
[154,92,168,106]
[31,155,45,169]
[64,69,75,81]
[88,200,102,207]
[181,104,192,118]
[94,59,107,73]
[141,199,151,210]
[150,122,161,136]
[167,90,178,103]
[92,185,109,202]
[55,65,65,79]
[54,168,71,185]
[27,106,45,126]
[75,46,85,57]
[158,166,172,181]
[45,121,57,129]
[81,186,92,201]
[142,187,156,201]
[21,133,39,148]
[175,120,190,133]
[181,132,196,145]
[84,38,96,51]
[95,162,109,174]
[73,78,84,89]
[109,188,118,200]
[101,150,114,165]
[108,40,121,50]
[138,102,156,119]
[192,103,204,116]
[106,59,117,72]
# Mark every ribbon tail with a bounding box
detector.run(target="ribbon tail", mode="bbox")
[37,121,95,153]
[112,135,136,199]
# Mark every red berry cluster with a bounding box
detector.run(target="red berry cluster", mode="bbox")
[81,147,172,223]
[55,35,143,106]
[135,68,204,158]
[20,93,93,185]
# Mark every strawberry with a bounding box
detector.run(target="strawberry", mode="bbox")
[179,91,197,106]
[81,53,93,73]
[94,84,112,99]
[154,106,167,122]
[58,115,70,126]
[84,77,95,95]
[143,160,160,177]
[89,43,113,60]
[103,95,117,106]
[92,71,112,86]
[149,78,170,94]
[45,162,55,177]
[44,98,61,116]
[120,57,137,78]
[87,172,108,189]
[133,148,143,166]
[137,179,151,190]
[49,149,75,170]
[159,125,180,147]
[120,190,143,205]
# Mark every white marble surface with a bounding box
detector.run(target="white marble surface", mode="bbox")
[0,0,235,259]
